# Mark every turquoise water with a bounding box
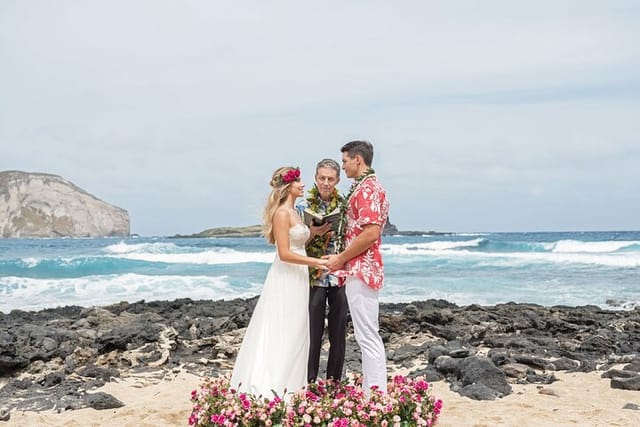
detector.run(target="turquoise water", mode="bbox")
[1,231,639,313]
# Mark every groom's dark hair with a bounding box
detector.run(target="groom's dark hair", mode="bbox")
[341,140,374,166]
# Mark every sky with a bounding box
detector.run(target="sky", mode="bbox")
[1,1,639,236]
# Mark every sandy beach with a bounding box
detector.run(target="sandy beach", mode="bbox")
[4,369,639,427]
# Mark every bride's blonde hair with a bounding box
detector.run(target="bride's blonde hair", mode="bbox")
[262,166,299,244]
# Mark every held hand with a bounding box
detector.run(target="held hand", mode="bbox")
[314,259,329,271]
[322,254,345,271]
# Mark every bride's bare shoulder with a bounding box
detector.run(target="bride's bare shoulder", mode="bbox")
[272,207,294,225]
[273,206,290,218]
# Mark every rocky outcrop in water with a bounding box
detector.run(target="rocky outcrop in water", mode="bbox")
[1,298,639,417]
[0,171,129,238]
[174,225,263,238]
[176,219,447,239]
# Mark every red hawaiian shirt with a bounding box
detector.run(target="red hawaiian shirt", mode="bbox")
[343,176,389,290]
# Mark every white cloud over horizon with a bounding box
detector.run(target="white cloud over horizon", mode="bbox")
[1,1,639,235]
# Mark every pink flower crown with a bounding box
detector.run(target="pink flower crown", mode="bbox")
[279,167,300,185]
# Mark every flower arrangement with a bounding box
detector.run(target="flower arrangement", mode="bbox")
[279,168,301,185]
[189,374,443,427]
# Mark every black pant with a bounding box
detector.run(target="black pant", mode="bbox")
[307,284,348,382]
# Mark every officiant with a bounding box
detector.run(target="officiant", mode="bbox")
[297,158,347,382]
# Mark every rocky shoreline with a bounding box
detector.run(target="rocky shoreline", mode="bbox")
[1,298,639,421]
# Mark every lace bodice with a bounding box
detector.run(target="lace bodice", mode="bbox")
[289,223,310,251]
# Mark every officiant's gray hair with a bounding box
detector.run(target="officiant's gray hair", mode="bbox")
[315,158,340,177]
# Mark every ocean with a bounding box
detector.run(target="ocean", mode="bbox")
[1,231,639,314]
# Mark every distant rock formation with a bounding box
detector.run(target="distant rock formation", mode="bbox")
[174,225,263,238]
[179,219,399,239]
[383,218,399,235]
[177,218,448,239]
[0,171,130,238]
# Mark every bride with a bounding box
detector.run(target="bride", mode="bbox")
[230,166,328,397]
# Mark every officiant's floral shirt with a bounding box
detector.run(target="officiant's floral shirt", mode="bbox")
[296,200,341,288]
[344,176,389,290]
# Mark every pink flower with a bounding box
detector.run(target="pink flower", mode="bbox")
[415,379,430,392]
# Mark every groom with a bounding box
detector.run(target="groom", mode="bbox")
[324,140,390,395]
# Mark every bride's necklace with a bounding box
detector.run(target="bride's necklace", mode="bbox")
[336,168,375,251]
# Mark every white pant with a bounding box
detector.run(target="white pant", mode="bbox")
[345,276,387,394]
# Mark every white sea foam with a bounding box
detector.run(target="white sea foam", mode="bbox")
[107,248,275,265]
[0,274,262,313]
[19,257,41,268]
[103,241,183,254]
[100,240,275,264]
[551,240,640,253]
[541,242,556,251]
[381,238,485,254]
[380,275,640,309]
[380,286,500,307]
[511,251,640,267]
[381,244,640,268]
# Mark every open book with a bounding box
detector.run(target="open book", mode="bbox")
[303,207,341,232]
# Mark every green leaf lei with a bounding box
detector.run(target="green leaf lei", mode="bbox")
[306,185,344,281]
[336,167,376,252]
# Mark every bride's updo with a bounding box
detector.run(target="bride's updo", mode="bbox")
[262,166,300,244]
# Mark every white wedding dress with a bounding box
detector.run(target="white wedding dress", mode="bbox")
[230,223,311,397]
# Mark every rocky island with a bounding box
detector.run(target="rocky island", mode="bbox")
[173,218,449,238]
[0,171,129,238]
